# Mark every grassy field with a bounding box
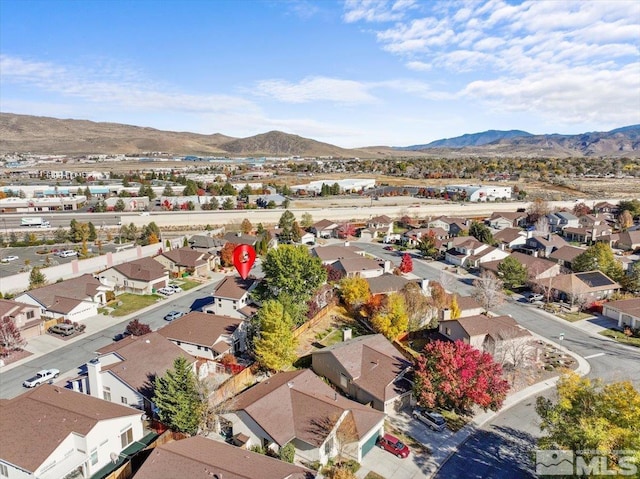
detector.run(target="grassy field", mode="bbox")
[600,329,640,348]
[109,293,161,317]
[558,311,592,322]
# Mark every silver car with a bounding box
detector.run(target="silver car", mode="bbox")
[413,408,447,432]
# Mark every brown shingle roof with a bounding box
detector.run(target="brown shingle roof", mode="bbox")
[0,385,141,473]
[161,247,211,267]
[604,298,640,316]
[233,369,385,448]
[311,219,338,231]
[158,312,241,348]
[494,227,526,244]
[213,276,255,300]
[456,314,531,340]
[365,274,410,295]
[453,294,483,312]
[113,257,167,281]
[0,298,36,318]
[314,334,411,403]
[25,274,104,309]
[549,245,587,262]
[134,435,315,479]
[96,332,196,394]
[336,257,384,274]
[312,245,363,262]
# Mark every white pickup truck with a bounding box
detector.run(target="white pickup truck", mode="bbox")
[23,368,60,388]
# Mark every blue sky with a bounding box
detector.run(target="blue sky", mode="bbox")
[1,0,639,148]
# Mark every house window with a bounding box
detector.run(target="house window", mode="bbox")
[340,373,348,389]
[445,328,451,336]
[121,396,128,405]
[103,386,111,402]
[324,436,333,456]
[0,464,7,477]
[90,448,98,465]
[26,310,35,319]
[120,428,133,448]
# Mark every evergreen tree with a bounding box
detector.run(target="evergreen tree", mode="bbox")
[498,256,528,289]
[29,267,47,289]
[278,210,296,243]
[153,357,205,436]
[469,221,496,245]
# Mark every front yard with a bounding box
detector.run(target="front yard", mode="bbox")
[104,293,162,317]
[599,329,640,348]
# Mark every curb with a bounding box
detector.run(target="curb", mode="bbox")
[427,336,591,479]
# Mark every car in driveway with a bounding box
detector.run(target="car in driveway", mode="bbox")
[377,434,410,458]
[413,408,447,431]
[48,323,76,336]
[167,284,182,294]
[1,255,19,263]
[528,293,544,303]
[23,368,60,388]
[157,287,175,296]
[164,311,185,321]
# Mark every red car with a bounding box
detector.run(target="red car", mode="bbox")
[377,434,410,458]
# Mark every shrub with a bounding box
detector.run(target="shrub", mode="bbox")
[279,442,295,463]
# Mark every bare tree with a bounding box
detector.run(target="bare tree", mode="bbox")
[400,282,434,331]
[494,328,536,385]
[0,317,26,354]
[473,271,505,313]
[534,216,550,235]
[197,375,237,436]
[438,270,456,293]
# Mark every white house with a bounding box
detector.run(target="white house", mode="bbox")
[206,276,258,319]
[99,257,168,295]
[0,385,145,479]
[603,298,640,330]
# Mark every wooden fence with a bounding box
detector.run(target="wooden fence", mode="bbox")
[292,299,337,339]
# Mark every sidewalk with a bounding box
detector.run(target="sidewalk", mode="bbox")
[0,276,221,374]
[355,334,590,479]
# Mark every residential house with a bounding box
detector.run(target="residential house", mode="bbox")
[616,231,640,251]
[310,219,339,239]
[547,212,579,232]
[365,274,413,295]
[444,237,509,268]
[362,215,394,240]
[334,257,389,278]
[439,314,532,361]
[562,224,612,244]
[156,247,215,278]
[487,212,528,230]
[14,274,109,322]
[578,214,610,228]
[403,227,448,247]
[0,385,145,479]
[68,332,197,414]
[205,276,258,319]
[594,201,619,214]
[427,216,466,234]
[158,312,247,360]
[531,271,621,302]
[312,334,413,413]
[0,298,42,339]
[440,295,484,320]
[603,298,640,330]
[522,233,568,258]
[99,257,168,295]
[135,436,316,479]
[224,369,385,465]
[482,251,562,281]
[494,228,528,250]
[548,245,587,270]
[311,244,365,265]
[188,234,226,253]
[223,232,260,247]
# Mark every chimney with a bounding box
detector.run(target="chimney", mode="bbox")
[420,278,430,294]
[499,242,505,251]
[87,358,103,399]
[344,241,350,247]
[384,260,391,273]
[440,308,452,321]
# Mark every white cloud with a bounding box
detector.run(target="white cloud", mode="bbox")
[254,76,377,104]
[405,60,431,71]
[343,0,415,23]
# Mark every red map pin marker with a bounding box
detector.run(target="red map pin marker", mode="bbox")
[232,244,256,279]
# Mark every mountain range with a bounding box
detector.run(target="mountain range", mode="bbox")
[1,112,638,158]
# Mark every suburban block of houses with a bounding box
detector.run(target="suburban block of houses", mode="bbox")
[99,256,169,294]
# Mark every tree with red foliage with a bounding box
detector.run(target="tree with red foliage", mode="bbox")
[220,242,236,267]
[399,253,413,274]
[363,294,385,318]
[323,263,344,283]
[125,318,152,336]
[337,222,356,239]
[414,340,509,413]
[0,316,26,355]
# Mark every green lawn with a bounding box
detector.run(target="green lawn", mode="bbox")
[172,278,200,291]
[109,293,161,317]
[439,409,470,432]
[599,329,640,348]
[320,329,344,347]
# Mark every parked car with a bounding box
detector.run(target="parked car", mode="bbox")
[58,250,78,258]
[164,311,185,321]
[1,255,19,263]
[167,284,182,293]
[528,293,544,303]
[157,287,175,296]
[377,434,410,458]
[383,246,394,251]
[23,368,60,388]
[114,331,133,341]
[413,408,447,432]
[48,323,76,336]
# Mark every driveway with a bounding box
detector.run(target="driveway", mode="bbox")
[357,443,430,479]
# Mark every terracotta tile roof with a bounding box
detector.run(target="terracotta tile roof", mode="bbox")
[25,274,104,309]
[112,257,167,281]
[0,385,141,473]
[134,435,315,479]
[365,274,411,295]
[213,276,255,300]
[233,369,385,448]
[161,247,211,267]
[158,312,242,348]
[314,334,411,403]
[96,332,196,394]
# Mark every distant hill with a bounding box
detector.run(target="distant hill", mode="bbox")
[0,112,638,158]
[401,129,533,149]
